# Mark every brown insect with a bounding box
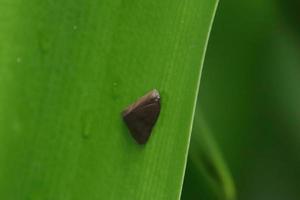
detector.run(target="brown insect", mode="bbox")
[122,89,161,144]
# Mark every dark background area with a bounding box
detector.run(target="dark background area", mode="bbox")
[183,0,300,199]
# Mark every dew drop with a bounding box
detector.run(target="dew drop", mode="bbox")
[12,120,21,133]
[81,112,92,139]
[111,80,120,101]
[16,57,22,63]
[82,129,90,139]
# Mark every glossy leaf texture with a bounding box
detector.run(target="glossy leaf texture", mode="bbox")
[0,0,218,199]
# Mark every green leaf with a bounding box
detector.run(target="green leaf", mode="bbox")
[0,0,218,199]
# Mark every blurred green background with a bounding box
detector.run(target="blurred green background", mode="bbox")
[183,0,300,199]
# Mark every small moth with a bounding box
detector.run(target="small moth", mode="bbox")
[122,89,161,144]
